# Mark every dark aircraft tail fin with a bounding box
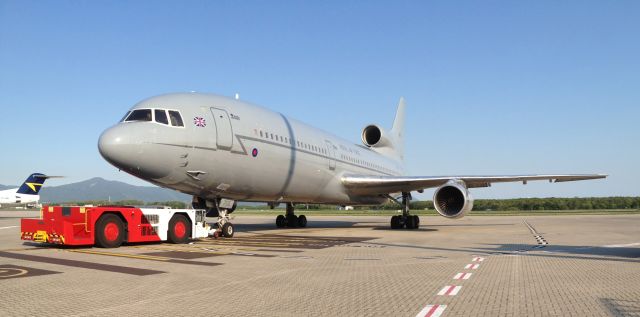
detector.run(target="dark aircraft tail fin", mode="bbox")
[16,173,55,195]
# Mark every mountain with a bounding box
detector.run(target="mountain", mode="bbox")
[0,184,16,190]
[38,177,191,203]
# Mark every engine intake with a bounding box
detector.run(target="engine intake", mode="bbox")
[433,181,474,219]
[361,125,392,148]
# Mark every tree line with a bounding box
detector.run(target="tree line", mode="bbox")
[49,197,640,211]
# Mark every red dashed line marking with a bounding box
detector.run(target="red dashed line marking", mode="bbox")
[415,304,447,317]
[414,256,486,316]
[437,285,461,296]
[453,272,472,280]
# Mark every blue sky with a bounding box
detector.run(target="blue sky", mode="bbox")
[0,1,637,198]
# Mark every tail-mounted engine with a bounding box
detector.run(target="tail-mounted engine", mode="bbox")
[361,125,393,148]
[433,181,474,219]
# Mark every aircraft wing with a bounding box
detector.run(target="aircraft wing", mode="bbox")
[341,174,607,195]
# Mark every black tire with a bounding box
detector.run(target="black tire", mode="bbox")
[413,215,420,229]
[222,223,234,238]
[286,215,298,228]
[276,215,286,228]
[95,214,125,248]
[390,215,400,229]
[297,215,307,228]
[405,216,416,229]
[168,214,191,244]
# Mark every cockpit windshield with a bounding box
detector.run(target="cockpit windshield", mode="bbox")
[155,109,169,125]
[125,109,152,122]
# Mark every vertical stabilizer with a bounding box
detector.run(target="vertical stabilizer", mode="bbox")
[16,173,50,195]
[390,97,405,160]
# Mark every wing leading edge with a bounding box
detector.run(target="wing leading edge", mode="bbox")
[341,174,607,195]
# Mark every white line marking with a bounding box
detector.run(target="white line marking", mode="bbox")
[453,272,472,280]
[415,304,447,317]
[437,285,462,296]
[0,226,18,230]
[602,242,640,248]
[472,257,485,262]
[465,263,479,269]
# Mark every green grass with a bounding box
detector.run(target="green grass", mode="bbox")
[233,208,640,216]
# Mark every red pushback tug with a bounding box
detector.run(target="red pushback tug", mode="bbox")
[21,206,213,248]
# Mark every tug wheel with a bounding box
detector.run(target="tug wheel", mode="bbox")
[96,214,125,248]
[168,214,191,244]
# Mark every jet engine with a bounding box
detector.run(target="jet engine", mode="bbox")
[361,125,393,148]
[433,181,474,219]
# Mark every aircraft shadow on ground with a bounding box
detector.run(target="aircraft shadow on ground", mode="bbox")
[234,220,359,232]
[235,220,438,232]
[600,298,640,316]
[478,243,640,259]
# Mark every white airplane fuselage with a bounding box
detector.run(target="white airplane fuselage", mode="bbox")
[0,189,40,205]
[99,93,403,205]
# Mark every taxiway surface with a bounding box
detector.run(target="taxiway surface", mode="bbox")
[1,210,639,316]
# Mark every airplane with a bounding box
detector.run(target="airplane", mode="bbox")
[0,173,56,207]
[98,93,606,237]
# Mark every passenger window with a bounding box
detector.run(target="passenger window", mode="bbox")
[126,109,152,122]
[168,110,184,127]
[155,109,169,125]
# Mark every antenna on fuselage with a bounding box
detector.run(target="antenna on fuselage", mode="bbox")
[235,93,240,100]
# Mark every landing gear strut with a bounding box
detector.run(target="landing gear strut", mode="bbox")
[276,203,307,228]
[194,196,236,238]
[390,192,419,229]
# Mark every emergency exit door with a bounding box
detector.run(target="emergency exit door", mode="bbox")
[210,108,234,150]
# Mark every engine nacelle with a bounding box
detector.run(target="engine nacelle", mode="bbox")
[433,181,474,219]
[361,125,393,148]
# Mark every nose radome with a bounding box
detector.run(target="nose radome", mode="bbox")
[98,126,130,168]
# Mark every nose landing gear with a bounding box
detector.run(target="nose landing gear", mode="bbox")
[275,203,307,228]
[193,196,236,238]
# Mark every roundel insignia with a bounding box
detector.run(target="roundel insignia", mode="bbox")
[251,148,259,157]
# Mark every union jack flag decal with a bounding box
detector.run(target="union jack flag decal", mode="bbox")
[193,117,206,127]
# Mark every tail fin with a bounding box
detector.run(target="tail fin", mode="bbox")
[390,97,405,160]
[16,173,51,195]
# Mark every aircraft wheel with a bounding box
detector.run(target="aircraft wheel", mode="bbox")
[413,215,420,229]
[276,215,286,228]
[390,215,401,229]
[406,216,416,229]
[286,215,298,228]
[297,215,307,228]
[168,214,191,244]
[222,223,234,238]
[95,214,125,248]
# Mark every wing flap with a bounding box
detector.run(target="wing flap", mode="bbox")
[342,174,607,195]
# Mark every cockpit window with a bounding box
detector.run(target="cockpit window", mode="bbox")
[120,111,131,122]
[168,110,184,127]
[155,109,169,125]
[125,109,152,122]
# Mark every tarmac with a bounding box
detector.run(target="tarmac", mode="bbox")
[1,210,639,316]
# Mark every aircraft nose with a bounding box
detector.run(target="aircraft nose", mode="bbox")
[98,125,134,168]
[98,124,171,179]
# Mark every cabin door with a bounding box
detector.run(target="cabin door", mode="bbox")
[325,140,337,170]
[210,108,234,150]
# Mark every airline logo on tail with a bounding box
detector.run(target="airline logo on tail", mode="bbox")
[16,173,50,195]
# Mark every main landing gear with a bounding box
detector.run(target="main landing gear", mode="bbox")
[390,192,420,230]
[193,196,236,238]
[275,203,307,228]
